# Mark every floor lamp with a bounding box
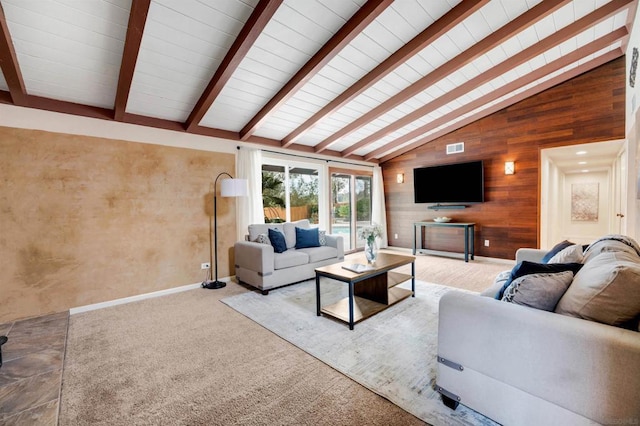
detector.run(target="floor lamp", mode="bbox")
[202,172,247,290]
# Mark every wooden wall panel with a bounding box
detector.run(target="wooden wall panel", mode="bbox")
[382,57,625,260]
[0,127,237,322]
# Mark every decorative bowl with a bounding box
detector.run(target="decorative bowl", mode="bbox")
[433,217,452,223]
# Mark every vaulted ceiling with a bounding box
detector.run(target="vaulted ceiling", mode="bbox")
[0,0,636,163]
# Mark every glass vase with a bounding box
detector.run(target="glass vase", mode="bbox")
[365,238,378,264]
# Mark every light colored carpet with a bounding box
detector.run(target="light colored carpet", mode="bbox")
[58,252,512,425]
[222,279,498,426]
[58,281,427,426]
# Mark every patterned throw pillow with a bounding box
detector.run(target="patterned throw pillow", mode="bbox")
[502,271,574,311]
[255,233,270,245]
[319,230,326,246]
[495,261,583,300]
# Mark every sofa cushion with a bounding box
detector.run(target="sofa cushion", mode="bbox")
[273,250,309,270]
[548,244,584,264]
[268,228,287,253]
[541,240,574,263]
[501,270,574,311]
[319,230,326,246]
[297,246,338,263]
[495,261,583,300]
[582,235,640,263]
[249,223,283,242]
[555,251,640,326]
[295,226,320,249]
[283,220,310,249]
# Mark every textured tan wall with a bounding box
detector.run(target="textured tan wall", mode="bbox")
[0,126,238,322]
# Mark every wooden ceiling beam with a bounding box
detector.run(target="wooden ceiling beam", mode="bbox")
[622,0,638,51]
[189,124,370,161]
[239,0,393,141]
[378,49,624,163]
[0,89,14,104]
[366,29,628,160]
[344,1,631,157]
[114,0,151,121]
[0,3,27,106]
[313,0,572,153]
[184,0,283,132]
[0,87,367,162]
[22,95,113,120]
[280,0,489,148]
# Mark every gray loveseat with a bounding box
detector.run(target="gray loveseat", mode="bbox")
[234,219,344,294]
[436,235,640,425]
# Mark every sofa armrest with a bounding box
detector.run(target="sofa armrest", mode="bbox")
[325,234,344,258]
[515,247,548,263]
[438,291,640,423]
[234,241,274,276]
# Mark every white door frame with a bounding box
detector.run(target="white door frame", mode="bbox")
[540,140,628,249]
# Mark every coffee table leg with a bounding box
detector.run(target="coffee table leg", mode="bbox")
[316,274,321,316]
[349,281,354,330]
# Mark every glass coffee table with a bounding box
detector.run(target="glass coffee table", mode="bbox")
[315,252,415,330]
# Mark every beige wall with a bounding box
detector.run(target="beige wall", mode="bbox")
[0,126,237,322]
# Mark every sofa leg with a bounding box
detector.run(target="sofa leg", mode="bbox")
[442,394,459,410]
[261,289,269,295]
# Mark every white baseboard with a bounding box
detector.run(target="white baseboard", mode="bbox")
[69,277,233,315]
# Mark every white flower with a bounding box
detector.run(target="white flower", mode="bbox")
[357,223,384,242]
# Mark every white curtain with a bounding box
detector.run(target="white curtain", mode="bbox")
[372,165,388,248]
[236,148,264,241]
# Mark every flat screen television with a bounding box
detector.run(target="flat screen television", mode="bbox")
[413,160,484,204]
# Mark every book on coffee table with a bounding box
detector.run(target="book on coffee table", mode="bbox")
[341,263,375,273]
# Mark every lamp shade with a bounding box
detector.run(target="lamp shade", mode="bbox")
[220,178,248,197]
[504,161,515,175]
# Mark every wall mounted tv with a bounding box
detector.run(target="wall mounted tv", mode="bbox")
[413,160,484,204]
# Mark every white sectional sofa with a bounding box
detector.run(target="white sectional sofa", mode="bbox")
[436,235,640,425]
[234,219,344,294]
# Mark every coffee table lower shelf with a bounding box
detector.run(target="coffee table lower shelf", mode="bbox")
[320,287,413,324]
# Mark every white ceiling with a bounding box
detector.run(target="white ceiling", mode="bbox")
[544,139,625,173]
[0,0,635,163]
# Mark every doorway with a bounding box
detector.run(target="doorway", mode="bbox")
[540,140,626,248]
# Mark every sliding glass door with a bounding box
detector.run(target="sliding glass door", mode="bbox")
[330,169,373,252]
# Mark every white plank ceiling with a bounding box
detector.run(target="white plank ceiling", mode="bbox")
[0,0,635,162]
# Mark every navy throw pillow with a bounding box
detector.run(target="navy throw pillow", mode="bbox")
[542,240,574,263]
[268,228,287,253]
[295,226,320,249]
[495,261,583,300]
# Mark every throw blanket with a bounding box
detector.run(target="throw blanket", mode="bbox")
[585,234,640,257]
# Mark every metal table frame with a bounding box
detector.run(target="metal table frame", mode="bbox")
[413,221,475,262]
[315,257,415,330]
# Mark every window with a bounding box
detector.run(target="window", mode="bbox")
[262,163,319,224]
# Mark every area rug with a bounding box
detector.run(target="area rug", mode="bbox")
[221,279,498,426]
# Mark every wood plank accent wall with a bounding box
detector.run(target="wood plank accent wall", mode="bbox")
[382,57,625,260]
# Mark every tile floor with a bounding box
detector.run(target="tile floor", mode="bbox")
[0,311,68,425]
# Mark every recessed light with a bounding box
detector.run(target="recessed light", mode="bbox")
[576,151,587,155]
[578,161,587,165]
[581,169,590,173]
